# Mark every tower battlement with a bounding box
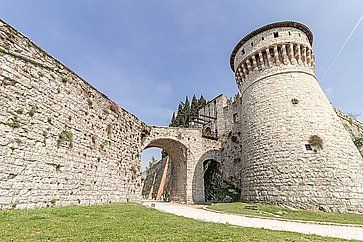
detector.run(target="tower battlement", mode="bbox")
[231,22,316,92]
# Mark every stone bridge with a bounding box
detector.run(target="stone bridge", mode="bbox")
[141,126,222,204]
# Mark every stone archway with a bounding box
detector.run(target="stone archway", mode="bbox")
[141,126,222,204]
[191,149,222,203]
[142,138,188,203]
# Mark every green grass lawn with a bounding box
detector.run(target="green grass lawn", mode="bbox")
[208,202,363,226]
[0,203,348,241]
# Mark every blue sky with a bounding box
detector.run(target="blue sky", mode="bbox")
[1,1,362,169]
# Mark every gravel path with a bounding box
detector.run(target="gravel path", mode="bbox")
[142,201,363,241]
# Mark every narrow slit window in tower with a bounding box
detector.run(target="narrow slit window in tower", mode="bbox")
[273,32,279,38]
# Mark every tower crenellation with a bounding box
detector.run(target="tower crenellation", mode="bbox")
[231,22,316,92]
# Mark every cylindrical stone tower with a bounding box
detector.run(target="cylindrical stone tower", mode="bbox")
[230,21,363,212]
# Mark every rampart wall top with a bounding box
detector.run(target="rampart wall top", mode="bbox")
[230,21,313,72]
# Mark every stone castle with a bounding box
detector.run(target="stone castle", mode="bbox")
[1,19,363,212]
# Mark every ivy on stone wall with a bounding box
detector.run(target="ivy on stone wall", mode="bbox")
[354,137,363,149]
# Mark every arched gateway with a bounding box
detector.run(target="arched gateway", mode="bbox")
[141,126,221,204]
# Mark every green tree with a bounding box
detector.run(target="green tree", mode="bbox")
[183,96,191,127]
[168,95,207,128]
[198,95,206,110]
[169,112,176,127]
[190,95,198,121]
[146,156,159,171]
[175,103,184,127]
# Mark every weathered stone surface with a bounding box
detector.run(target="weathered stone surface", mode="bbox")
[335,108,363,156]
[0,19,145,209]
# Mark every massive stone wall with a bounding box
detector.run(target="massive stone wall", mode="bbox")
[335,109,363,156]
[0,20,145,209]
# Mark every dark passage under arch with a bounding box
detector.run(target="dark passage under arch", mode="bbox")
[203,159,240,204]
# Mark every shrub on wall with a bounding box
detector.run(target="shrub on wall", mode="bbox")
[110,102,119,113]
[3,118,20,128]
[309,135,323,149]
[106,124,113,137]
[28,106,36,117]
[131,165,139,174]
[353,137,363,149]
[86,98,93,107]
[57,130,73,148]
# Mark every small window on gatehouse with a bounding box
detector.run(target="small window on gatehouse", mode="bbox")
[274,32,279,38]
[233,113,238,123]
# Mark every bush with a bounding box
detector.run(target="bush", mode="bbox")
[61,77,69,84]
[92,135,97,145]
[106,124,113,136]
[110,102,119,113]
[86,98,93,106]
[309,135,323,149]
[28,106,36,117]
[1,42,9,50]
[57,130,73,148]
[353,137,363,149]
[131,165,139,174]
[4,120,20,128]
[16,108,24,114]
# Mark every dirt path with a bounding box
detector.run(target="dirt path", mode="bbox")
[142,201,363,241]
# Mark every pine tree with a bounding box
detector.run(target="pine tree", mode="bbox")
[169,112,176,127]
[198,95,206,110]
[175,103,184,127]
[190,95,198,121]
[168,95,207,128]
[183,96,191,127]
[146,156,159,171]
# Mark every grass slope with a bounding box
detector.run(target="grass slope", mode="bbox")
[0,203,348,241]
[208,202,363,226]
